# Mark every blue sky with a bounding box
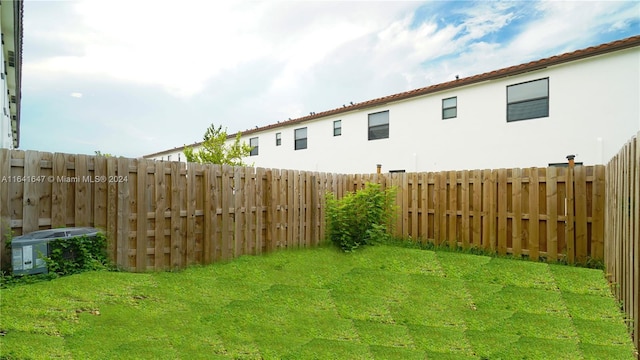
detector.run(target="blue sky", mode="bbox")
[19,0,640,158]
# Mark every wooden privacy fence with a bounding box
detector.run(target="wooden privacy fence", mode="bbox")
[351,165,605,264]
[0,148,606,272]
[605,131,639,352]
[0,150,353,271]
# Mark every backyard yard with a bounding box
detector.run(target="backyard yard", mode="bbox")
[0,244,636,359]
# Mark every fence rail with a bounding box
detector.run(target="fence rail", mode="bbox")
[605,131,639,352]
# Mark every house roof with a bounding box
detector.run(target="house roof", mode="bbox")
[143,34,640,159]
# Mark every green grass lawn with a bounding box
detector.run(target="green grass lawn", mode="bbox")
[0,244,636,359]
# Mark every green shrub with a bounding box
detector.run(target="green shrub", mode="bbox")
[44,232,111,276]
[325,183,397,252]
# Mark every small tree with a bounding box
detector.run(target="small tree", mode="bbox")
[183,124,253,166]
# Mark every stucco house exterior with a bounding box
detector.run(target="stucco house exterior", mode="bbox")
[0,0,22,149]
[144,35,640,173]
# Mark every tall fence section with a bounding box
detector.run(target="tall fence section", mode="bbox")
[0,151,348,271]
[605,131,639,352]
[1,149,605,271]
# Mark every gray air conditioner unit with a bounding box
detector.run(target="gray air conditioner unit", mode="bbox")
[11,227,101,275]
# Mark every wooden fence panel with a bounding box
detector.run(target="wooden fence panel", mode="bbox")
[0,148,608,272]
[605,131,639,353]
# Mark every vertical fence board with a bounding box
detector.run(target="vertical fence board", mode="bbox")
[220,165,231,260]
[497,169,508,256]
[574,166,588,263]
[155,162,166,269]
[265,169,274,252]
[106,157,117,263]
[51,153,67,228]
[22,151,40,234]
[546,166,558,262]
[170,161,182,268]
[233,167,243,257]
[75,154,90,227]
[420,173,429,243]
[117,158,131,270]
[591,165,605,261]
[279,169,288,249]
[528,168,540,261]
[136,159,147,272]
[248,167,257,254]
[448,171,457,247]
[305,172,312,247]
[461,170,470,248]
[286,170,294,248]
[512,168,523,258]
[566,164,576,264]
[437,172,447,245]
[472,170,482,247]
[0,149,10,267]
[411,172,418,239]
[93,156,107,230]
[256,168,265,253]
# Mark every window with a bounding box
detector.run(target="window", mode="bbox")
[333,120,342,136]
[294,127,307,150]
[249,137,259,156]
[442,97,457,119]
[275,132,281,146]
[368,111,389,140]
[507,78,549,122]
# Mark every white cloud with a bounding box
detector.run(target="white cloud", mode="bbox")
[70,92,83,98]
[20,0,640,158]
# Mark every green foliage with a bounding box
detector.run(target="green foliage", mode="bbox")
[3,224,13,250]
[94,151,113,157]
[44,233,111,277]
[183,124,253,166]
[325,183,397,252]
[0,233,111,288]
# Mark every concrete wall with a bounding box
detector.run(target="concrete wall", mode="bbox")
[147,47,640,173]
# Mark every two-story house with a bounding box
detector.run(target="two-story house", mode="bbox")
[144,35,640,173]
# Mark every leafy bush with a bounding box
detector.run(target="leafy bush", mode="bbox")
[44,233,111,276]
[325,183,397,252]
